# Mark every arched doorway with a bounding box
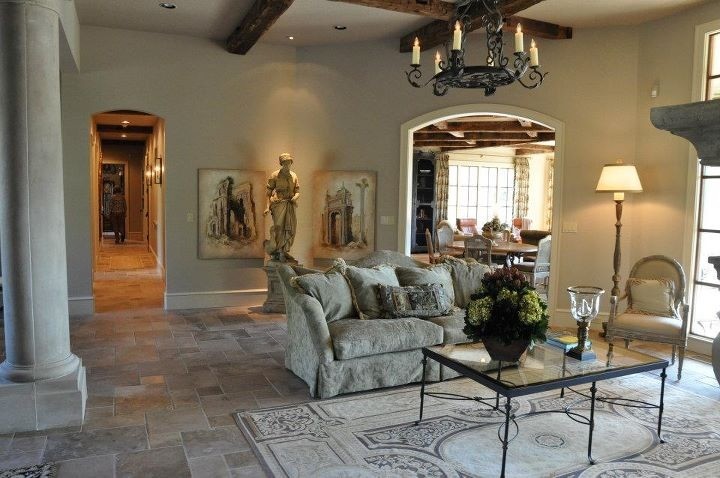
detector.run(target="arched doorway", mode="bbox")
[398,104,565,315]
[90,110,167,312]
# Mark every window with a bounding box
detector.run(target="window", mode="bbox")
[706,32,720,100]
[447,163,515,230]
[690,30,720,339]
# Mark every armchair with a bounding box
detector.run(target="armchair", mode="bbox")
[606,255,690,380]
[456,218,480,236]
[516,235,551,295]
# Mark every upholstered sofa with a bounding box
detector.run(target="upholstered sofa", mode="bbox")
[277,250,491,398]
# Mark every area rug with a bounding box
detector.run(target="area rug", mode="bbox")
[0,463,56,478]
[234,373,720,477]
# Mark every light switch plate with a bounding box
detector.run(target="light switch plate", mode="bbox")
[562,221,578,233]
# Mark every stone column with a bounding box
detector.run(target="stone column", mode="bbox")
[0,0,86,432]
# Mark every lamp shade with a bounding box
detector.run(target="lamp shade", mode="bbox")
[595,163,643,193]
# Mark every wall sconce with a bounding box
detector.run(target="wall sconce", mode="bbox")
[154,156,163,185]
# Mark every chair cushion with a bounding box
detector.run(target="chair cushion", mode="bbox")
[627,278,675,317]
[344,264,400,320]
[613,312,683,336]
[425,307,468,344]
[377,284,450,318]
[438,257,491,308]
[394,265,455,310]
[291,271,355,324]
[328,318,443,360]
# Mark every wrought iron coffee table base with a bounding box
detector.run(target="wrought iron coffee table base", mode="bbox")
[415,355,668,478]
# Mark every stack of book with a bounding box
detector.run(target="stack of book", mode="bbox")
[545,331,591,352]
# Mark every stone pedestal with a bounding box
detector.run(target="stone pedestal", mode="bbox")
[0,0,86,431]
[263,259,299,313]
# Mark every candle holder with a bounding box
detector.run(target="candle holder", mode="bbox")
[567,286,605,361]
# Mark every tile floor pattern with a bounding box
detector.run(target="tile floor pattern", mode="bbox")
[0,243,716,477]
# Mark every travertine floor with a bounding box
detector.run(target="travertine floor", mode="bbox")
[0,245,716,477]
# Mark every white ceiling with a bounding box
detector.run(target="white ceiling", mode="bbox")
[75,0,710,47]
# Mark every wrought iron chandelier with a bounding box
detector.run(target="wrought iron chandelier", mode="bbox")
[406,0,547,96]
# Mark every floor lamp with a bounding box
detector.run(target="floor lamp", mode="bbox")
[595,161,643,298]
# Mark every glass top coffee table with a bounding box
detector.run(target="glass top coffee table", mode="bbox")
[417,341,669,478]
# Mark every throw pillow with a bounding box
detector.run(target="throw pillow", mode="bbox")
[438,256,492,308]
[343,264,400,319]
[627,278,676,317]
[291,271,355,323]
[377,284,449,318]
[394,265,454,312]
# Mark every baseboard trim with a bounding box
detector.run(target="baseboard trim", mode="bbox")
[68,296,95,316]
[164,289,268,310]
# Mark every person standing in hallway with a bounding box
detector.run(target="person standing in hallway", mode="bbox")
[108,186,127,243]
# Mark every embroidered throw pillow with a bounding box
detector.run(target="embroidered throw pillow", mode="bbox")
[394,265,454,313]
[627,278,675,317]
[377,284,449,318]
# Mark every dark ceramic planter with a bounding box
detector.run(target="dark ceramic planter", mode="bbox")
[482,337,530,362]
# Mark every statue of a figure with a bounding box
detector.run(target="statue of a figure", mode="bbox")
[264,153,300,261]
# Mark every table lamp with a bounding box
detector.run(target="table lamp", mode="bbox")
[595,161,643,298]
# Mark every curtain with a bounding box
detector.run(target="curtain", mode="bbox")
[513,157,530,218]
[435,153,450,220]
[544,156,554,230]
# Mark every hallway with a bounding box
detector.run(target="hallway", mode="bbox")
[94,239,165,312]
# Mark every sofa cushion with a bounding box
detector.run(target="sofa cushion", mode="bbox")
[439,257,492,308]
[627,278,675,317]
[425,307,468,345]
[292,271,355,323]
[394,265,454,311]
[328,318,443,360]
[377,284,450,318]
[344,264,400,320]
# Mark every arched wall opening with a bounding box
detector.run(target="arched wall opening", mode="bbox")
[398,104,565,316]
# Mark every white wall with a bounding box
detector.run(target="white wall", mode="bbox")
[62,26,296,308]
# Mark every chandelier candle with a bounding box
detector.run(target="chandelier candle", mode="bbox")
[452,21,462,50]
[434,51,441,75]
[514,24,523,53]
[412,37,420,66]
[530,39,539,67]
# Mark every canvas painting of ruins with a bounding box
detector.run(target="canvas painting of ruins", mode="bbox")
[313,171,376,260]
[198,169,265,259]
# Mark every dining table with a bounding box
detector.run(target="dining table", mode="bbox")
[451,238,538,267]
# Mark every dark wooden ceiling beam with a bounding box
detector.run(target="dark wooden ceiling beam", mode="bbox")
[414,139,541,147]
[399,0,573,52]
[515,146,555,154]
[504,16,572,40]
[415,131,555,141]
[96,125,154,134]
[328,0,453,19]
[226,0,294,55]
[418,121,554,133]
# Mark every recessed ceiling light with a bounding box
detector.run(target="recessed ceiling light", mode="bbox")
[287,36,294,40]
[121,120,130,125]
[159,2,176,9]
[334,25,347,30]
[121,134,127,138]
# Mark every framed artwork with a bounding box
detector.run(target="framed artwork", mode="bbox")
[198,169,265,259]
[154,156,163,184]
[313,170,377,260]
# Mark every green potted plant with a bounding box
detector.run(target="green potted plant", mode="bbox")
[464,267,549,361]
[481,216,508,242]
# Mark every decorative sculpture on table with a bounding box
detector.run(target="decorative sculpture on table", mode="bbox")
[263,153,300,313]
[264,153,300,262]
[567,286,605,360]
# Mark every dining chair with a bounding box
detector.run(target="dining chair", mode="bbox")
[436,220,464,258]
[519,229,550,262]
[605,255,690,380]
[425,229,440,264]
[465,235,493,266]
[456,218,480,236]
[516,235,551,292]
